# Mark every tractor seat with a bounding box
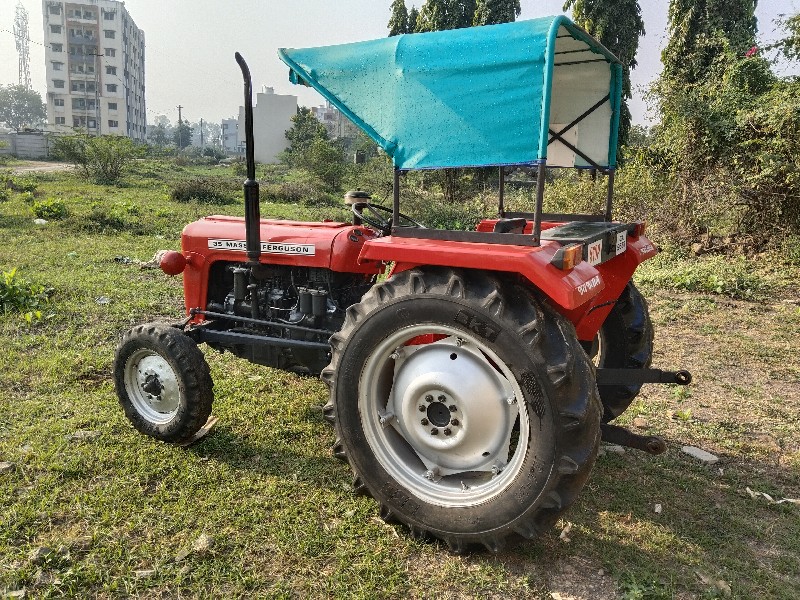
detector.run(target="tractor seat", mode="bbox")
[493,218,527,234]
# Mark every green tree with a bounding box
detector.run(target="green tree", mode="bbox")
[148,123,169,146]
[564,0,644,151]
[769,13,800,61]
[416,0,476,32]
[0,85,46,132]
[285,107,329,157]
[662,0,758,86]
[408,6,420,32]
[473,0,520,26]
[173,121,193,149]
[389,0,409,35]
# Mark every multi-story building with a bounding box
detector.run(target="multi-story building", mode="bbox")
[237,87,296,164]
[221,118,242,155]
[42,0,147,140]
[312,102,360,140]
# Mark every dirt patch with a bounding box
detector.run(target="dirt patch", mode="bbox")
[10,161,73,174]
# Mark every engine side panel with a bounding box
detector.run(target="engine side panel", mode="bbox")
[181,216,381,315]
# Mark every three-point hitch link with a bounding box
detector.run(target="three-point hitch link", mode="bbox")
[596,368,692,455]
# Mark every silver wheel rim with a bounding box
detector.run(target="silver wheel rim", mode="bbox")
[123,349,181,424]
[359,325,529,507]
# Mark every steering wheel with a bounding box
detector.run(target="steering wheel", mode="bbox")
[351,202,425,236]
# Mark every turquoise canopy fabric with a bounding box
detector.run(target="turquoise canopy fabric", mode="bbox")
[279,16,622,170]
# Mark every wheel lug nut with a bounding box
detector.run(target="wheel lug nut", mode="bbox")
[444,428,452,436]
[425,395,433,402]
[430,428,439,436]
[450,419,459,426]
[449,405,457,412]
[438,395,446,401]
[419,405,426,412]
[421,418,429,425]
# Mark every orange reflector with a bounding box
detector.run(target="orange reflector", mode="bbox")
[551,243,583,271]
[630,221,646,238]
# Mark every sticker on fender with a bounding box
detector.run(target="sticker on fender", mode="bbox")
[208,239,315,255]
[616,231,627,255]
[587,239,602,266]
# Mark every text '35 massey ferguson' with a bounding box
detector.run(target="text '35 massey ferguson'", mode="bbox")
[114,16,691,552]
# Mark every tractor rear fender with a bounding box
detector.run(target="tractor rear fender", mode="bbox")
[358,235,657,339]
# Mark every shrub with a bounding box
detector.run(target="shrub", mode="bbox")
[0,188,8,202]
[170,177,235,204]
[0,268,51,321]
[20,191,35,205]
[52,134,144,184]
[8,176,37,193]
[32,197,67,220]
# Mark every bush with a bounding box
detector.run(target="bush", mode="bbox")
[20,191,35,205]
[170,177,235,204]
[8,176,37,193]
[32,197,67,220]
[52,134,144,184]
[0,268,50,321]
[0,188,8,202]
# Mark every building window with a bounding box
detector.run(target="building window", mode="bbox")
[104,11,114,20]
[55,117,65,124]
[53,79,64,88]
[108,102,117,110]
[104,30,115,39]
[105,48,116,57]
[52,61,64,71]
[50,25,62,34]
[49,5,61,14]
[108,120,119,128]
[83,11,95,20]
[54,98,64,106]
[106,66,117,75]
[106,84,117,92]
[88,119,96,129]
[51,43,62,53]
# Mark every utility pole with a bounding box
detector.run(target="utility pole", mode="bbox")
[200,118,204,148]
[177,105,183,148]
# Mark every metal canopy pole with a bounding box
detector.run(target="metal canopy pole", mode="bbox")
[392,167,401,228]
[604,169,615,221]
[532,162,546,246]
[498,166,505,217]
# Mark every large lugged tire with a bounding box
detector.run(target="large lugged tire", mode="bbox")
[583,282,654,422]
[114,323,213,443]
[322,268,601,552]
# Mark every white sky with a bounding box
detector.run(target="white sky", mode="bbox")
[1,0,798,127]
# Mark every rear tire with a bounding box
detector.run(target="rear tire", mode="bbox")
[322,268,601,552]
[583,282,653,422]
[114,323,213,443]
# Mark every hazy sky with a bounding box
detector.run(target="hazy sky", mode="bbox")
[1,0,798,127]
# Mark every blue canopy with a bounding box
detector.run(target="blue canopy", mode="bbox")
[279,16,622,170]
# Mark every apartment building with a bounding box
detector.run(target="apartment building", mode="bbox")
[237,88,296,164]
[42,0,147,140]
[221,118,242,155]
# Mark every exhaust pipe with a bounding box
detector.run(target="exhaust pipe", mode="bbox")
[235,52,261,264]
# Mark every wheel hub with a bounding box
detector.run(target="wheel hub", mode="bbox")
[389,338,516,475]
[124,350,181,423]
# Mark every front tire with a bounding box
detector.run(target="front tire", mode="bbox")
[114,323,213,443]
[323,268,601,552]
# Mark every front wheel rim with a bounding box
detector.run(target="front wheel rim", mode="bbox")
[123,349,181,424]
[359,324,530,507]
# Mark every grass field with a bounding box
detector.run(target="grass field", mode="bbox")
[1,163,799,599]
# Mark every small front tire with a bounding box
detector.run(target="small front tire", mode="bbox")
[114,323,213,443]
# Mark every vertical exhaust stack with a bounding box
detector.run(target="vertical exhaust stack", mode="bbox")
[235,52,261,264]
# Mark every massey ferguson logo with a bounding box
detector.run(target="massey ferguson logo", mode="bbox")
[208,239,315,256]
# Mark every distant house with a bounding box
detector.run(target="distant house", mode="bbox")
[221,118,242,155]
[237,87,297,163]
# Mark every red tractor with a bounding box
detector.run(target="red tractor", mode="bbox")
[114,17,690,552]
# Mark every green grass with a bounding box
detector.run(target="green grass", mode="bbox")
[1,163,799,598]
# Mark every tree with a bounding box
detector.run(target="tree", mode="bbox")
[769,13,800,61]
[416,0,476,32]
[148,123,169,146]
[173,121,193,149]
[408,6,420,32]
[389,0,409,35]
[473,0,520,26]
[285,107,329,157]
[0,85,46,132]
[564,0,644,150]
[661,0,758,86]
